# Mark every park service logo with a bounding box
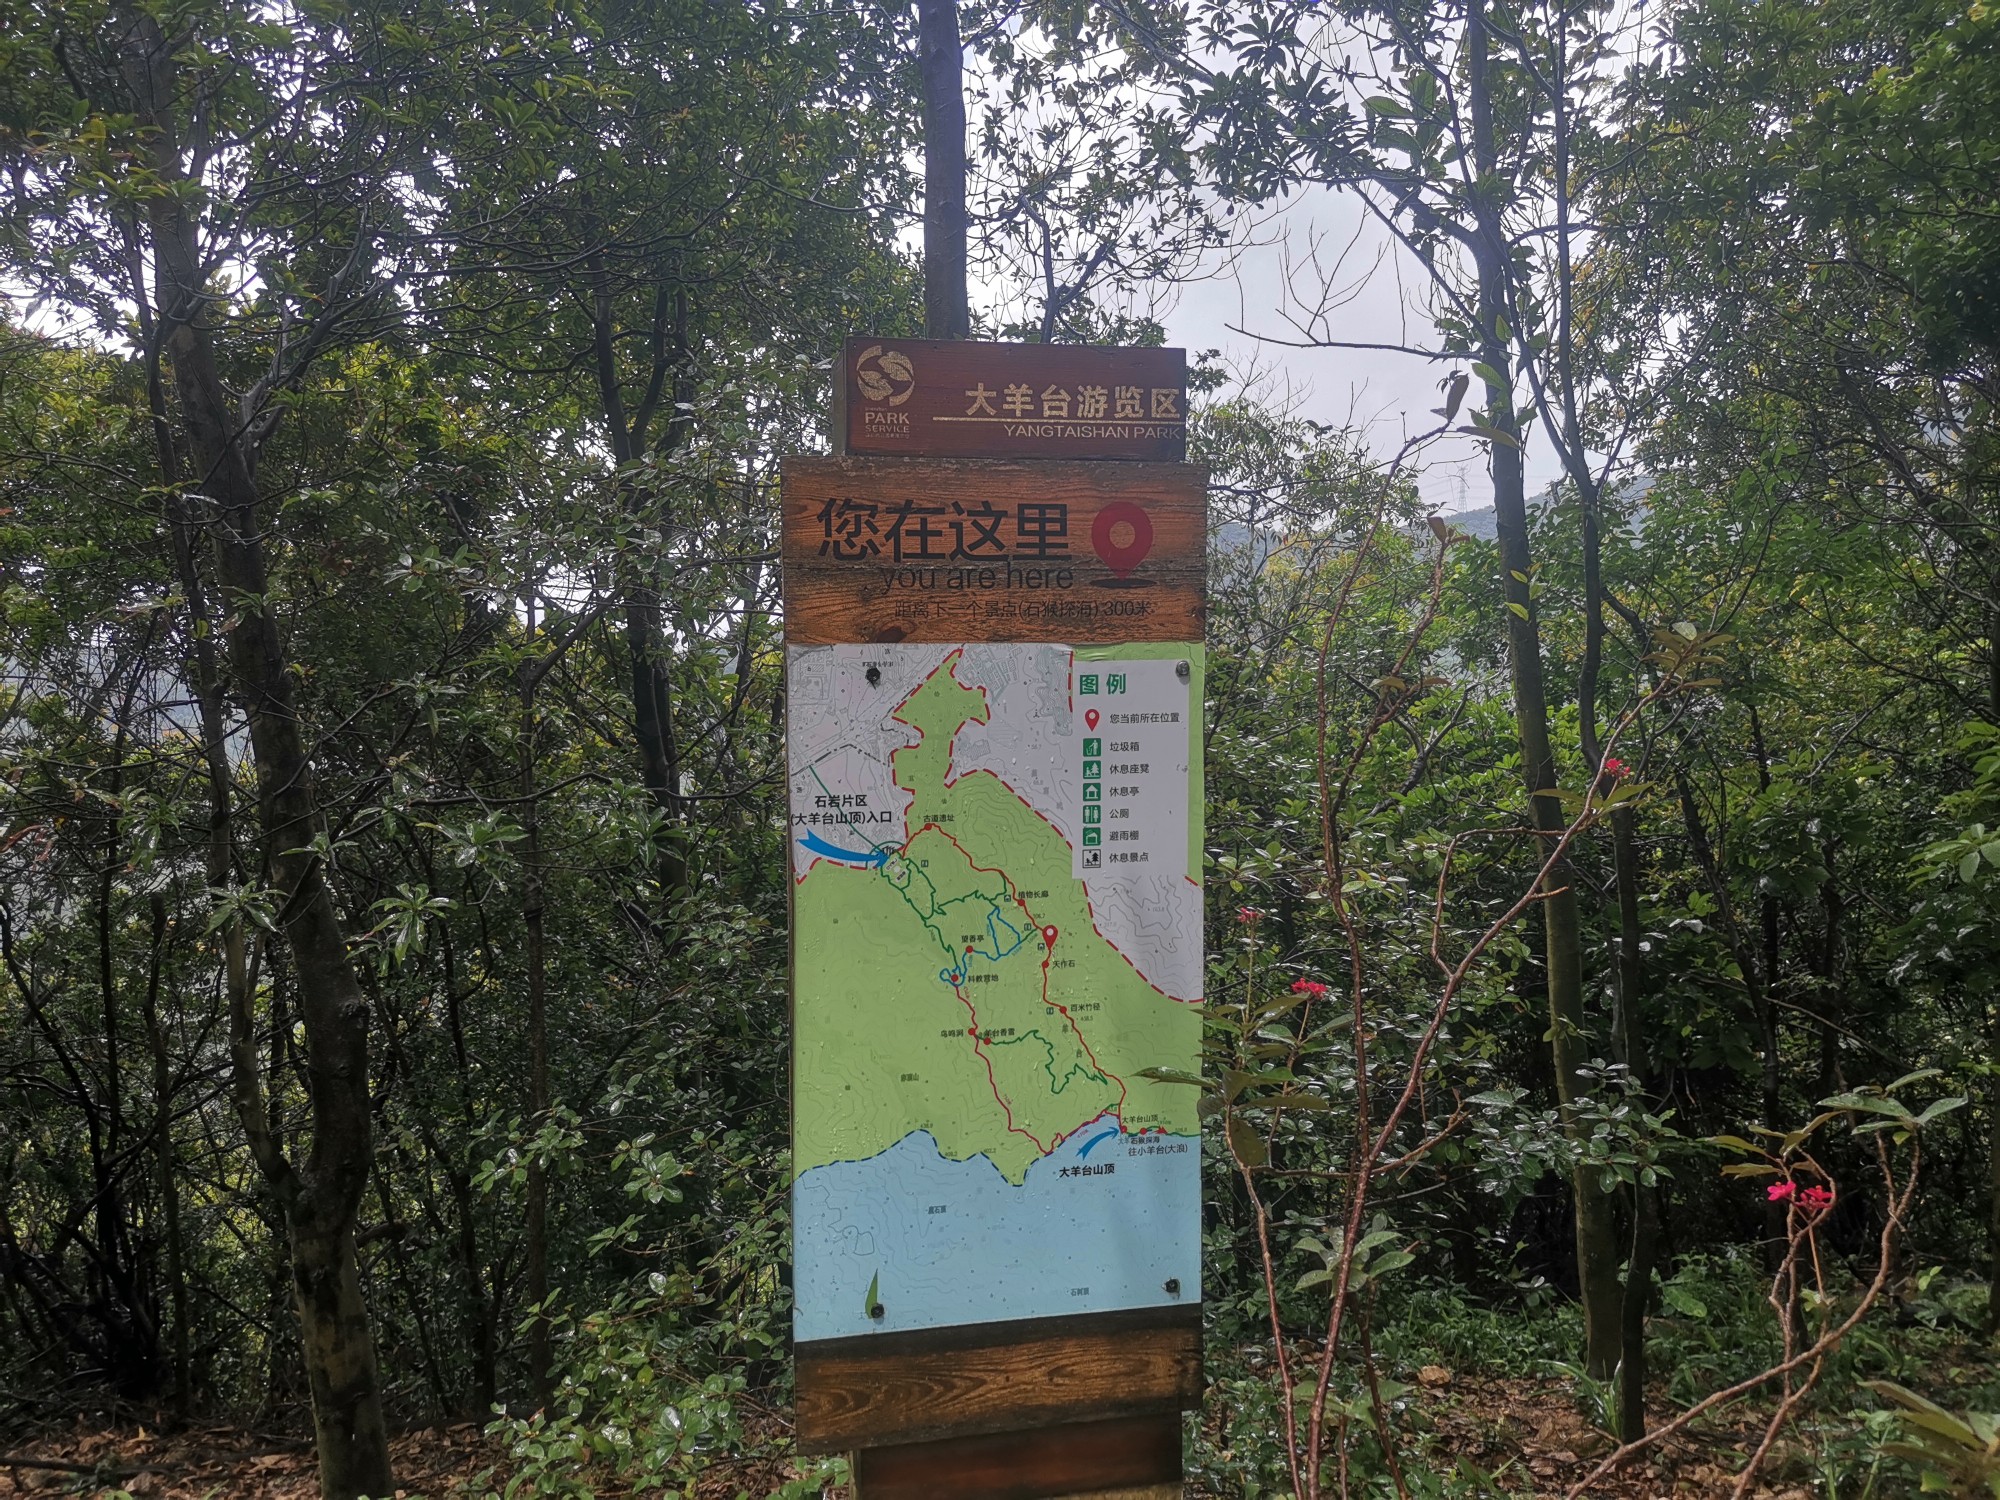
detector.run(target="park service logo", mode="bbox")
[852,344,915,406]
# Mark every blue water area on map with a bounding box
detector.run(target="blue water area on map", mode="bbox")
[792,1126,1201,1343]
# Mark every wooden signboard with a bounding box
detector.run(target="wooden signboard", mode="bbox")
[782,458,1205,645]
[787,346,1205,1500]
[835,337,1187,461]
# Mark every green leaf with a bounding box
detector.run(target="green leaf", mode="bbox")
[1820,1091,1917,1121]
[1226,1115,1268,1169]
[1887,1068,1943,1092]
[1352,1228,1399,1258]
[1457,421,1523,449]
[1661,1284,1708,1319]
[1915,1097,1969,1126]
[1866,1381,1985,1448]
[1368,1249,1415,1279]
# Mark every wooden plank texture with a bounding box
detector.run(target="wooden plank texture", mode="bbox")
[836,337,1186,461]
[795,1305,1201,1453]
[781,457,1206,645]
[851,1413,1183,1500]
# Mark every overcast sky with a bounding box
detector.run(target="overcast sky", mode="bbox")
[1144,184,1566,516]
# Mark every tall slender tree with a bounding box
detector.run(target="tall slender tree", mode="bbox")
[1086,0,1639,1378]
[918,0,970,339]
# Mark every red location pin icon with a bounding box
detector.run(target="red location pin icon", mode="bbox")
[1091,500,1155,577]
[1085,708,1100,730]
[1042,925,1059,948]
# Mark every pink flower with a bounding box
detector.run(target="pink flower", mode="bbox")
[1290,978,1330,998]
[1800,1185,1833,1210]
[1237,906,1263,924]
[1767,1180,1796,1203]
[1602,757,1628,777]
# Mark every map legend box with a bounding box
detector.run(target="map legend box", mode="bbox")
[1069,656,1190,882]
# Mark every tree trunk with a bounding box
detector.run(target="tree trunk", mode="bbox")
[520,626,554,1410]
[1617,1173,1659,1442]
[91,663,163,1398]
[1988,995,2000,1335]
[1747,701,1789,1265]
[142,892,192,1414]
[290,1212,394,1498]
[1466,0,1622,1380]
[435,928,498,1413]
[450,1165,498,1413]
[621,590,692,898]
[121,12,393,1492]
[1609,809,1655,1439]
[1986,597,2000,1334]
[917,0,970,339]
[585,258,694,906]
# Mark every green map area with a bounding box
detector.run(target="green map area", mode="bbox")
[793,652,1200,1187]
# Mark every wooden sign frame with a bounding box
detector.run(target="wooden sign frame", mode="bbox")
[796,1304,1200,1456]
[787,347,1205,1500]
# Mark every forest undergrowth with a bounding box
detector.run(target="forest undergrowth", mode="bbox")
[5,1255,1996,1498]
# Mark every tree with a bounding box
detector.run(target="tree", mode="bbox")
[3,0,432,1485]
[971,11,1233,343]
[920,0,971,338]
[1072,0,1640,1384]
[1599,0,2000,1331]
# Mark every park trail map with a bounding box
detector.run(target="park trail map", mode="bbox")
[789,642,1203,1342]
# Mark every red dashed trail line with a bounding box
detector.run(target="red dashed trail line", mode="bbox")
[799,645,1196,1148]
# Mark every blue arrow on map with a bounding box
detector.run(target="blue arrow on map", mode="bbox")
[798,831,889,867]
[1077,1125,1123,1160]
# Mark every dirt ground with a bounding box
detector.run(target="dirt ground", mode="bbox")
[0,1379,1827,1499]
[0,1417,811,1500]
[1378,1370,1814,1498]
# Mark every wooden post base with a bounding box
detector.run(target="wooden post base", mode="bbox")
[850,1412,1183,1500]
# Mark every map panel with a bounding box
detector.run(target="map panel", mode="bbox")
[789,642,1203,1343]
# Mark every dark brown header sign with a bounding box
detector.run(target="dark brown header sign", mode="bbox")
[782,457,1206,645]
[834,337,1187,461]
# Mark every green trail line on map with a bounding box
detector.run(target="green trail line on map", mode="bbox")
[794,650,1199,1186]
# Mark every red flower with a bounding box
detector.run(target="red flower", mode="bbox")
[1602,757,1629,777]
[1800,1185,1833,1210]
[1237,906,1263,924]
[1290,978,1330,998]
[1767,1180,1796,1203]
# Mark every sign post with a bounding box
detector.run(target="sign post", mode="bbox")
[786,340,1205,1498]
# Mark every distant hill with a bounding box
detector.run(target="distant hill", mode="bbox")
[1442,505,1498,540]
